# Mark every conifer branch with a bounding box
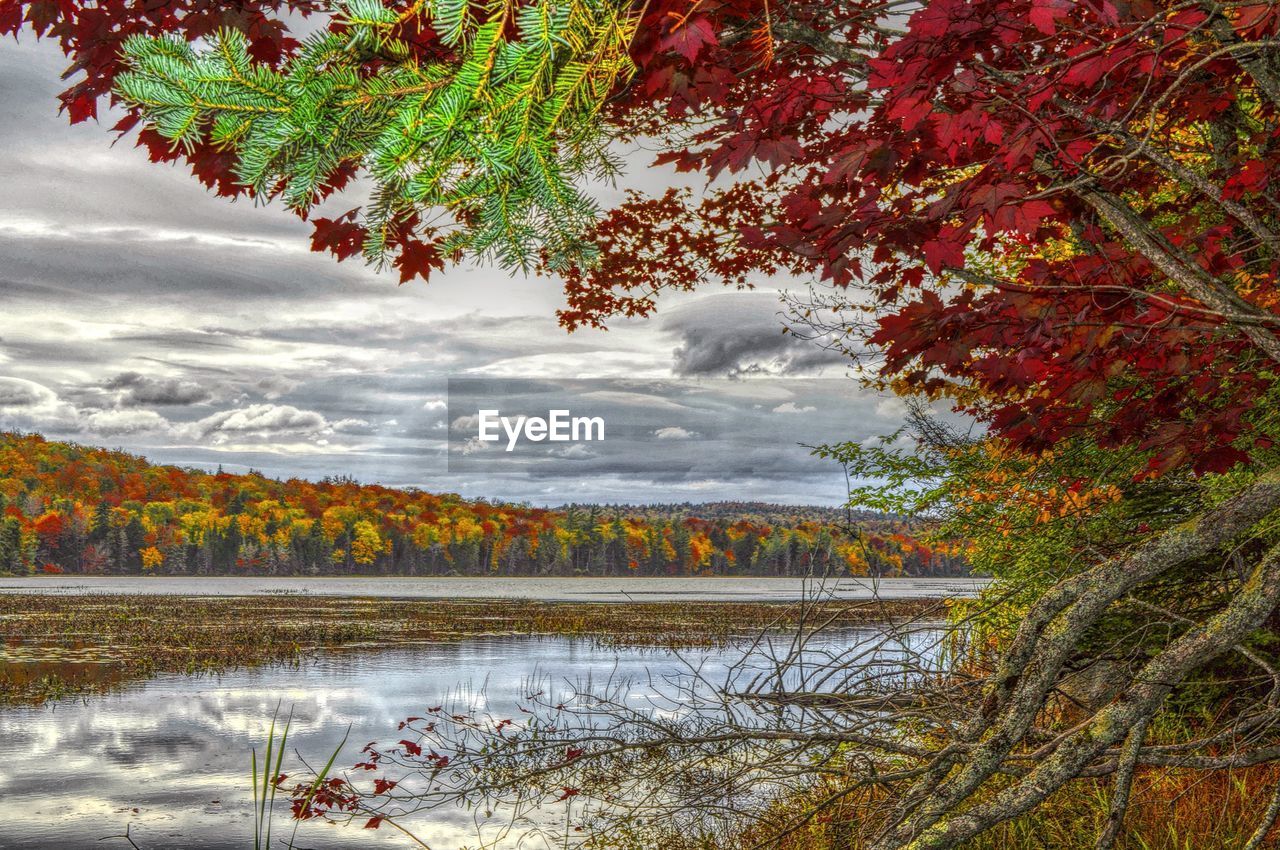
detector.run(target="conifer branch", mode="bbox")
[114,0,639,274]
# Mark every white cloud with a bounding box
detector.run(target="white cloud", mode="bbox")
[331,417,374,434]
[451,413,480,432]
[875,397,910,418]
[556,443,598,460]
[254,376,300,400]
[195,404,328,438]
[772,402,817,414]
[0,377,79,430]
[84,409,172,437]
[653,426,698,440]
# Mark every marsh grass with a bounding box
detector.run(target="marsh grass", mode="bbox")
[0,593,937,707]
[944,764,1280,850]
[691,761,1280,850]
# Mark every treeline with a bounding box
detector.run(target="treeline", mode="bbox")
[557,501,892,525]
[0,433,968,578]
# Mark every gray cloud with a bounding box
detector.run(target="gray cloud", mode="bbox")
[0,379,44,407]
[662,293,848,378]
[0,36,940,505]
[441,377,933,490]
[105,372,214,406]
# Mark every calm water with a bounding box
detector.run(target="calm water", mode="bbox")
[0,575,987,601]
[0,629,941,849]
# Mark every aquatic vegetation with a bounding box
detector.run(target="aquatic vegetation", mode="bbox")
[0,594,938,708]
[251,703,353,850]
[252,705,291,850]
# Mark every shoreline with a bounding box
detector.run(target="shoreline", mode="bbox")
[0,574,989,603]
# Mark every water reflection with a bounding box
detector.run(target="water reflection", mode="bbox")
[0,630,939,849]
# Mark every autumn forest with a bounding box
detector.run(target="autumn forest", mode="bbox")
[0,433,961,578]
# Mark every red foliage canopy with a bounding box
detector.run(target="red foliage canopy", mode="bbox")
[7,0,1280,474]
[570,0,1280,476]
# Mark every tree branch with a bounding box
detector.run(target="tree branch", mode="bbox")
[1073,184,1280,364]
[772,20,869,65]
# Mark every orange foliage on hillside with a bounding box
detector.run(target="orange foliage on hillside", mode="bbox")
[0,433,963,577]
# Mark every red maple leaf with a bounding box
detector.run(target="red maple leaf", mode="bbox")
[659,15,717,64]
[1028,0,1070,35]
[310,212,366,262]
[393,237,444,284]
[1223,160,1268,200]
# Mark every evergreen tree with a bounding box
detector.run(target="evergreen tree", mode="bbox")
[114,0,637,275]
[0,516,23,574]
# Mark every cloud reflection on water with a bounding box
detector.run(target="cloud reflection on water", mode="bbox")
[0,631,938,849]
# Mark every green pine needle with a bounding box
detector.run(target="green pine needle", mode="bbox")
[114,0,638,274]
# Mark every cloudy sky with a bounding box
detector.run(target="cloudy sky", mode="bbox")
[0,33,926,506]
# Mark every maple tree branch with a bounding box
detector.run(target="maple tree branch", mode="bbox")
[1070,183,1280,363]
[1205,4,1280,111]
[948,266,1280,328]
[1128,596,1280,694]
[1052,100,1280,248]
[771,19,870,65]
[1093,715,1149,850]
[886,538,1280,850]
[1245,779,1280,850]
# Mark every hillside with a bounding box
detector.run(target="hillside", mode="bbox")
[0,433,967,578]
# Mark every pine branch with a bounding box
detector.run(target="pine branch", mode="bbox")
[114,0,639,275]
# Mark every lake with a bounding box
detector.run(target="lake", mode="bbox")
[0,575,987,602]
[0,627,943,849]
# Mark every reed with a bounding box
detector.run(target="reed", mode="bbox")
[250,702,353,850]
[251,704,291,850]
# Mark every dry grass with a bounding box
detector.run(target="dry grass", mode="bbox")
[702,759,1280,850]
[954,764,1280,850]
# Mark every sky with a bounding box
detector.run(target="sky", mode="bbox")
[0,33,930,506]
